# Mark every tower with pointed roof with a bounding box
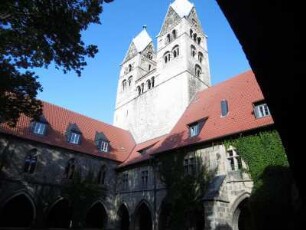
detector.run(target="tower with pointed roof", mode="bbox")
[114,0,211,143]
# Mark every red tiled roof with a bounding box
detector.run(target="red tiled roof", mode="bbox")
[118,135,166,168]
[151,70,274,154]
[0,101,136,162]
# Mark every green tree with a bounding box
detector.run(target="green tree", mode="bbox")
[158,151,214,230]
[0,0,113,127]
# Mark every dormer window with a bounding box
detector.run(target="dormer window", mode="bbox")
[221,99,229,117]
[254,101,271,118]
[69,132,81,144]
[188,118,206,138]
[31,115,48,135]
[95,132,110,153]
[66,123,82,145]
[33,122,47,135]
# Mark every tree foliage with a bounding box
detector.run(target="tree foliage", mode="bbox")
[158,150,214,230]
[0,0,113,126]
[61,170,106,228]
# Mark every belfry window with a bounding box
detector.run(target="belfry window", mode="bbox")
[167,34,171,43]
[191,45,196,57]
[151,77,155,88]
[122,79,127,91]
[198,52,203,63]
[195,64,202,78]
[24,149,38,174]
[137,86,141,95]
[197,37,201,45]
[128,76,133,86]
[190,29,193,38]
[128,64,132,72]
[172,45,179,58]
[147,79,152,90]
[193,33,197,42]
[164,51,171,63]
[172,29,177,39]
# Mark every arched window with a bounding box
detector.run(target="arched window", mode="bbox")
[122,79,127,91]
[24,149,37,174]
[128,76,133,86]
[195,64,202,78]
[148,64,151,71]
[65,158,76,179]
[97,165,106,185]
[198,52,204,63]
[128,64,132,72]
[167,34,171,43]
[163,51,171,63]
[147,79,151,90]
[191,45,196,57]
[190,29,193,38]
[137,86,141,95]
[141,83,144,93]
[172,29,177,39]
[172,45,179,58]
[197,37,201,45]
[147,52,152,60]
[151,77,155,88]
[193,33,197,42]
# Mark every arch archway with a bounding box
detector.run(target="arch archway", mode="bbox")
[134,201,152,230]
[46,198,71,228]
[231,194,251,230]
[118,204,130,230]
[0,193,35,227]
[85,201,108,229]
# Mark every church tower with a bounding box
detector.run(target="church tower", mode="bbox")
[114,0,211,143]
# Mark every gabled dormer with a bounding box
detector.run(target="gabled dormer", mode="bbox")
[30,115,48,136]
[95,132,110,153]
[66,123,82,145]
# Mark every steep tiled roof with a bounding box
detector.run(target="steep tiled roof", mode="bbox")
[118,135,166,168]
[0,102,135,162]
[116,70,274,168]
[151,70,274,154]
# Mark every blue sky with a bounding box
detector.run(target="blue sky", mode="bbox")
[36,0,250,125]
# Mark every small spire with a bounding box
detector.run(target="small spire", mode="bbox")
[143,25,147,30]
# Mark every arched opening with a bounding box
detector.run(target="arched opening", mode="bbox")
[134,202,152,230]
[118,204,129,230]
[232,198,251,230]
[85,202,108,229]
[46,198,71,228]
[0,193,35,227]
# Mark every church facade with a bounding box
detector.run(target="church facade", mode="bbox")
[0,0,274,230]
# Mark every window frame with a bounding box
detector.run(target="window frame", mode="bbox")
[33,121,47,135]
[254,102,271,118]
[227,147,242,171]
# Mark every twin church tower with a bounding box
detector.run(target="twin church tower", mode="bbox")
[114,0,211,143]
